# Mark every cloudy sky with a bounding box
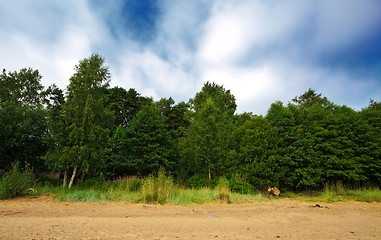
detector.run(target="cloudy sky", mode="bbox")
[1,0,380,115]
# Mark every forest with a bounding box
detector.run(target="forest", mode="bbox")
[1,54,380,197]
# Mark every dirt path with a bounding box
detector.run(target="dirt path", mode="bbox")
[0,196,380,239]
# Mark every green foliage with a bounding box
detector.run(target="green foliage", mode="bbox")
[141,170,174,204]
[107,87,147,128]
[155,98,190,139]
[217,177,231,203]
[106,103,176,178]
[283,183,381,203]
[1,59,380,195]
[234,116,283,189]
[228,174,255,194]
[114,177,143,192]
[181,82,237,181]
[42,85,67,175]
[45,54,114,187]
[186,175,209,189]
[0,68,48,173]
[292,88,332,109]
[32,176,381,204]
[0,68,45,105]
[0,167,35,199]
[264,91,380,190]
[191,81,237,115]
[0,98,47,173]
[360,100,381,184]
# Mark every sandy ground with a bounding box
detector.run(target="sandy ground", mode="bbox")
[0,196,380,240]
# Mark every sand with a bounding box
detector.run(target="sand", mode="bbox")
[0,196,380,239]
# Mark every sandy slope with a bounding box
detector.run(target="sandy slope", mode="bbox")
[0,196,380,239]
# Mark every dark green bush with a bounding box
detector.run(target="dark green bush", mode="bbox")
[229,178,255,194]
[0,167,35,199]
[186,175,218,189]
[186,175,207,188]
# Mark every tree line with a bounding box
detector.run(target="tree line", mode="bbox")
[1,54,380,190]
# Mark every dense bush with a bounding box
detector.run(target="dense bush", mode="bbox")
[186,175,208,188]
[0,167,35,199]
[229,177,255,194]
[185,175,219,189]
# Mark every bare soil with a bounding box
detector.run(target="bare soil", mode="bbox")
[0,196,380,239]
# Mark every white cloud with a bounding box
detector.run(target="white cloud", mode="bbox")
[113,48,198,102]
[0,1,108,90]
[0,0,380,115]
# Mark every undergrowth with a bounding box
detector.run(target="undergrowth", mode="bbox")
[282,182,381,203]
[3,171,380,204]
[0,166,35,199]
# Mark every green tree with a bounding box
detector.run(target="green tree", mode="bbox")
[43,85,69,186]
[0,102,47,174]
[234,115,283,189]
[190,81,237,115]
[314,105,365,185]
[181,82,237,181]
[0,68,47,174]
[266,101,322,190]
[106,103,176,177]
[266,90,376,190]
[358,100,381,185]
[155,97,190,139]
[58,54,114,188]
[107,87,148,128]
[292,88,332,109]
[0,68,45,105]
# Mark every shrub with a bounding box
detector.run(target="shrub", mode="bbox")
[217,177,231,203]
[229,174,255,194]
[186,175,218,189]
[186,175,207,188]
[0,167,35,199]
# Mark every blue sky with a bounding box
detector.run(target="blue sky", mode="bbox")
[1,0,380,115]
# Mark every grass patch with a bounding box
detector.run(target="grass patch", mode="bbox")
[10,175,380,204]
[282,183,381,203]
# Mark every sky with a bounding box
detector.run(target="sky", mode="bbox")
[1,0,380,115]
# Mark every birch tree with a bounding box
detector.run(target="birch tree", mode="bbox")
[62,54,113,188]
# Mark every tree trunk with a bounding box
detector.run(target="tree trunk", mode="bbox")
[63,169,68,188]
[81,172,86,181]
[208,168,211,180]
[68,166,77,188]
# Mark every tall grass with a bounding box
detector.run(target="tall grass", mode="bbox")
[217,177,231,203]
[22,175,381,204]
[141,170,174,204]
